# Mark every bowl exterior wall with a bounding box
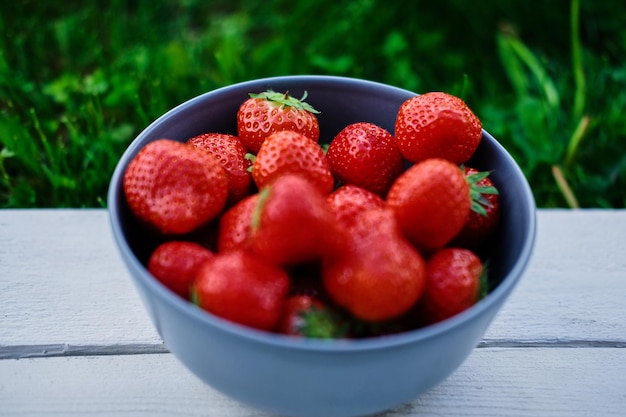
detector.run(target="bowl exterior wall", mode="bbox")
[108,76,536,417]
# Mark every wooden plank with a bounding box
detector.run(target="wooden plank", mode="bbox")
[1,210,626,356]
[0,348,624,416]
[0,209,161,348]
[483,209,626,345]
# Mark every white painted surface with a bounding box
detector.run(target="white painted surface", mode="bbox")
[1,349,624,417]
[1,209,625,416]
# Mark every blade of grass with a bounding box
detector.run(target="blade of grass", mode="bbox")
[571,0,586,121]
[507,35,560,112]
[29,107,59,176]
[564,115,591,169]
[496,28,529,99]
[552,165,580,208]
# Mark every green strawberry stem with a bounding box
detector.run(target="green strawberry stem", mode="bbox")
[244,153,256,172]
[251,186,271,232]
[249,89,320,114]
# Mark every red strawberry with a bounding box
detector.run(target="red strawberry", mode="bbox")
[419,247,484,323]
[251,130,334,194]
[187,133,253,205]
[192,250,290,331]
[326,184,386,229]
[237,90,320,154]
[249,174,347,266]
[452,167,501,249]
[322,208,427,322]
[277,295,346,338]
[326,122,404,196]
[395,92,482,164]
[123,139,228,235]
[148,241,214,299]
[216,193,259,253]
[386,158,471,252]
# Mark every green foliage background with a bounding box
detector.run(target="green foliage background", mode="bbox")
[1,0,625,208]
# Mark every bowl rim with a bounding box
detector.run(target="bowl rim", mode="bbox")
[108,74,537,352]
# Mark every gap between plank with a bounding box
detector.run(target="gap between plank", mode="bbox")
[1,339,625,360]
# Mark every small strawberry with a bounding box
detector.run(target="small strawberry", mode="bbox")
[386,158,471,252]
[249,174,347,266]
[395,92,482,164]
[277,295,346,338]
[418,247,484,324]
[322,208,427,322]
[216,193,259,253]
[237,89,320,154]
[251,130,334,194]
[123,139,228,235]
[452,167,501,249]
[187,133,253,205]
[147,241,214,299]
[326,122,404,196]
[192,250,290,331]
[326,184,386,229]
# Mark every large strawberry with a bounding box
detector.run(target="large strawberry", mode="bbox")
[322,207,426,322]
[418,247,484,324]
[386,158,471,252]
[326,184,386,229]
[187,133,253,205]
[123,139,228,235]
[251,130,334,194]
[237,89,320,154]
[326,122,404,196]
[192,250,290,331]
[395,92,482,164]
[148,241,214,299]
[249,174,346,266]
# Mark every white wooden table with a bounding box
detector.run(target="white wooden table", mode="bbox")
[1,209,625,416]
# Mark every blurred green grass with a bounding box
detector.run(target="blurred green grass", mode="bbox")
[1,0,624,208]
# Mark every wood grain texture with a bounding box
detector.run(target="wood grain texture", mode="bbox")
[1,209,625,416]
[0,209,161,350]
[2,209,626,356]
[1,348,624,417]
[483,209,626,346]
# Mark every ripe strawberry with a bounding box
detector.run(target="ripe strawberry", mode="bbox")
[395,92,482,164]
[326,122,404,195]
[251,130,334,194]
[216,193,259,253]
[452,167,501,249]
[386,158,471,252]
[277,295,346,338]
[419,247,484,323]
[326,184,386,229]
[237,89,320,154]
[192,250,290,331]
[148,241,214,299]
[249,174,347,266]
[187,133,253,205]
[123,139,228,235]
[322,208,426,322]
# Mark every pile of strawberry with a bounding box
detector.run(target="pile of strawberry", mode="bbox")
[123,89,500,338]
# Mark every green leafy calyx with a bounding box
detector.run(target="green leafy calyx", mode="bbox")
[466,170,499,217]
[297,306,347,339]
[249,90,320,114]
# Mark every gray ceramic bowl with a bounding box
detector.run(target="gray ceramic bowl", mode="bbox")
[108,75,536,417]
